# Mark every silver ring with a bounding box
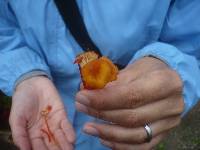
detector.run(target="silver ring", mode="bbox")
[144,124,152,142]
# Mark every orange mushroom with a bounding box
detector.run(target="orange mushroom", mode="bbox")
[75,51,118,89]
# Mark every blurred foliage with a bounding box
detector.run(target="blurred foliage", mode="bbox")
[191,137,200,145]
[156,143,167,150]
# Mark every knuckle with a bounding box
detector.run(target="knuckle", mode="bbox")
[91,98,105,109]
[152,69,182,91]
[126,89,142,108]
[90,98,98,107]
[89,109,102,119]
[90,110,107,121]
[97,111,106,120]
[166,69,183,93]
[125,111,139,127]
[170,70,183,91]
[133,129,147,144]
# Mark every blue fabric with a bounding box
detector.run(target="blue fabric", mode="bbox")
[0,0,200,149]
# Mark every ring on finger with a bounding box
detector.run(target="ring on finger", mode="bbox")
[144,124,153,143]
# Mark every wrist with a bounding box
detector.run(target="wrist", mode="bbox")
[15,76,50,93]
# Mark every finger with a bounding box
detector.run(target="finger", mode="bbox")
[54,129,73,150]
[48,108,76,144]
[42,130,60,150]
[61,119,76,144]
[76,96,184,127]
[100,132,168,150]
[9,115,31,150]
[31,138,48,150]
[76,69,182,110]
[83,116,180,144]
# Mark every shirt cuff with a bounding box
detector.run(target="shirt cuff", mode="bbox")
[14,70,52,90]
[129,42,200,116]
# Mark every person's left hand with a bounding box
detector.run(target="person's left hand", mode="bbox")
[75,56,185,150]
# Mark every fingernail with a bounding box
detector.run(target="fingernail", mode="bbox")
[100,139,113,148]
[75,102,88,113]
[83,125,99,136]
[76,93,90,105]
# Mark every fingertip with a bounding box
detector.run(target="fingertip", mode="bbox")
[67,129,76,144]
[83,123,99,136]
[61,119,76,144]
[75,92,90,106]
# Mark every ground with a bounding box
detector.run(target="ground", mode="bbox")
[156,101,200,150]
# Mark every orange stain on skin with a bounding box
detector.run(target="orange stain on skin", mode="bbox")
[75,51,118,89]
[41,105,57,144]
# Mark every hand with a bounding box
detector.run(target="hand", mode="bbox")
[9,76,75,150]
[75,57,185,150]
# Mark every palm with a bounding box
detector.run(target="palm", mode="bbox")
[27,101,67,145]
[9,77,75,150]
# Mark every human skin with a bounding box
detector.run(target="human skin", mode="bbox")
[9,76,75,150]
[76,56,185,150]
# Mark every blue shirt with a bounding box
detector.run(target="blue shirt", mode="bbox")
[0,0,200,149]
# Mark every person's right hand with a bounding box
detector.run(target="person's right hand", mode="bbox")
[9,76,75,150]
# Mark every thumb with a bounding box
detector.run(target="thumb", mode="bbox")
[9,115,31,150]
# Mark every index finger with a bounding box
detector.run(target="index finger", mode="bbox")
[76,69,182,110]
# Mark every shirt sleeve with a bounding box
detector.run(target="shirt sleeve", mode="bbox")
[129,0,200,115]
[14,70,51,90]
[0,1,51,96]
